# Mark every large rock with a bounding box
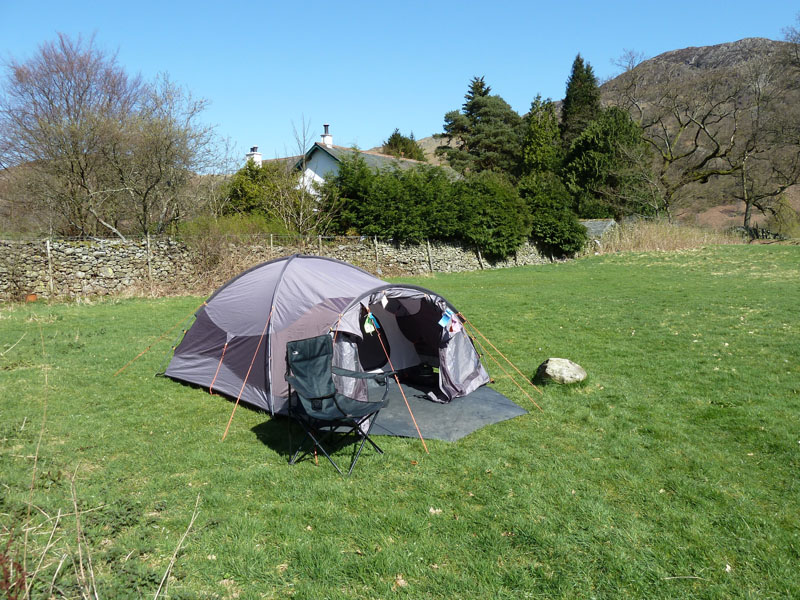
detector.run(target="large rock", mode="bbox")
[535,358,587,384]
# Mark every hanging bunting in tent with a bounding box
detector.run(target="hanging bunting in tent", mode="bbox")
[448,317,463,334]
[438,308,454,328]
[364,312,380,334]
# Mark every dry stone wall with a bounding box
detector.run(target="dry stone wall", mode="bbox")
[0,236,548,301]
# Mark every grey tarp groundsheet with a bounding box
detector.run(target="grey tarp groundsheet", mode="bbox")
[371,382,526,442]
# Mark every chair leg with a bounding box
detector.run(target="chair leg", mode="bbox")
[346,413,383,475]
[289,414,384,476]
[290,423,346,475]
[363,434,384,454]
[364,413,384,454]
[288,417,294,463]
[289,419,319,466]
[348,433,370,476]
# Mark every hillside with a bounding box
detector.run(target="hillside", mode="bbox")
[411,38,798,230]
[601,37,798,229]
[629,37,789,73]
[368,135,449,166]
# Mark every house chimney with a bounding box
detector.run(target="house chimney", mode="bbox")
[245,145,262,166]
[321,124,333,147]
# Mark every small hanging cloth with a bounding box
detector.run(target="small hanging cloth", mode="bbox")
[364,312,380,335]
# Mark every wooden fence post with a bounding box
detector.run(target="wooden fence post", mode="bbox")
[146,233,153,287]
[426,239,434,273]
[45,238,55,296]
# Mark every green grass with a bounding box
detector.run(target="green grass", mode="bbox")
[1,245,799,599]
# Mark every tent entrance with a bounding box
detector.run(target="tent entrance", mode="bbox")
[342,290,490,405]
[356,296,444,390]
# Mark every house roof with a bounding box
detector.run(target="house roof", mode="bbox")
[294,143,429,173]
[580,219,617,240]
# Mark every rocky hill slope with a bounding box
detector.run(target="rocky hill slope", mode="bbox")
[411,38,798,230]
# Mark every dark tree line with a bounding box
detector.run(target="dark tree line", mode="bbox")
[318,58,657,258]
[321,155,530,260]
[381,129,427,161]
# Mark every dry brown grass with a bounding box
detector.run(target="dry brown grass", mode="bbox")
[592,219,745,254]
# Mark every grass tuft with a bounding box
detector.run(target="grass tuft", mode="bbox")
[594,219,744,254]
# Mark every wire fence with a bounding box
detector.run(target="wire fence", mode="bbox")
[2,233,552,301]
[0,233,395,244]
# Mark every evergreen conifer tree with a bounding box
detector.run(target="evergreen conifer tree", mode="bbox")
[522,95,563,175]
[437,76,523,177]
[382,129,426,161]
[560,54,602,148]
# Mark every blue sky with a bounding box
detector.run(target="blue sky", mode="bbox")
[1,1,796,162]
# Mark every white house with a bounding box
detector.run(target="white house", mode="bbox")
[248,124,429,192]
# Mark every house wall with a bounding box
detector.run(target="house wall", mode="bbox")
[301,151,339,191]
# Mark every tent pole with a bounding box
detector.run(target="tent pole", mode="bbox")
[208,342,229,395]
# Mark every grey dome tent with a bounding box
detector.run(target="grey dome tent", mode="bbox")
[165,254,490,415]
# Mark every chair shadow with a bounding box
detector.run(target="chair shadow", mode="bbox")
[250,415,381,470]
[250,417,294,457]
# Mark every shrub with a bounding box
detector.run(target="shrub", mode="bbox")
[455,172,531,259]
[519,172,587,256]
[767,196,800,239]
[175,214,288,272]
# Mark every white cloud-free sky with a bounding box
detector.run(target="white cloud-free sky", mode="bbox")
[1,0,796,161]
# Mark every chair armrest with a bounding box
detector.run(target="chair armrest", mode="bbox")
[332,367,398,384]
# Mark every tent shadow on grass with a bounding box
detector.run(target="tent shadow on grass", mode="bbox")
[171,375,526,457]
[249,381,528,456]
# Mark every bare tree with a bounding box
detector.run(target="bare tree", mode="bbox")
[0,33,142,236]
[782,13,800,69]
[607,39,800,228]
[193,136,239,219]
[614,63,743,220]
[261,117,343,236]
[0,33,223,238]
[257,162,343,237]
[105,75,218,234]
[724,49,800,230]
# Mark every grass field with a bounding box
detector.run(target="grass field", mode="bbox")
[1,244,799,599]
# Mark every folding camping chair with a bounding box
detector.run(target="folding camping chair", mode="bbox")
[285,334,394,476]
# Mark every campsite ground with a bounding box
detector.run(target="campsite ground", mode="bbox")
[1,244,799,599]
